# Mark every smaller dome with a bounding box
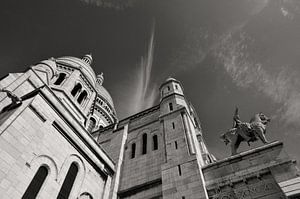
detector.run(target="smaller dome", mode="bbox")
[82,54,93,65]
[160,77,181,90]
[96,73,104,86]
[95,84,114,108]
[165,77,178,82]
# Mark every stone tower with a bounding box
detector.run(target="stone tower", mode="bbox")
[93,77,216,199]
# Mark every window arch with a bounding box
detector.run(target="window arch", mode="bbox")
[54,73,66,85]
[131,143,136,159]
[142,133,147,155]
[77,91,88,104]
[87,117,96,132]
[71,83,82,97]
[79,192,93,199]
[22,166,48,199]
[57,163,78,199]
[153,135,158,150]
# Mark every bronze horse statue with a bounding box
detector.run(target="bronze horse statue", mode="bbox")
[220,107,271,156]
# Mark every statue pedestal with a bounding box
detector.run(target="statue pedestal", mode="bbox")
[202,141,300,199]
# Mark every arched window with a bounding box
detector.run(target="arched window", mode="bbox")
[54,73,66,85]
[22,166,48,199]
[79,192,93,199]
[87,117,96,132]
[131,143,136,159]
[142,133,147,155]
[153,135,158,150]
[77,91,88,104]
[71,83,82,97]
[99,125,104,129]
[57,163,78,199]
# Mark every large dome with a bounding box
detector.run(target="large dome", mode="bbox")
[55,55,115,110]
[56,55,97,86]
[96,84,115,110]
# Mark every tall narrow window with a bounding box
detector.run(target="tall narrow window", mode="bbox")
[71,83,82,97]
[175,85,178,90]
[178,165,182,176]
[172,122,175,129]
[87,117,96,132]
[153,135,158,150]
[169,103,173,111]
[54,73,66,85]
[167,86,170,91]
[142,133,147,155]
[57,163,78,199]
[175,141,178,149]
[77,91,88,104]
[131,143,136,159]
[22,166,48,199]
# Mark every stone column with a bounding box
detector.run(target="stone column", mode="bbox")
[181,112,195,154]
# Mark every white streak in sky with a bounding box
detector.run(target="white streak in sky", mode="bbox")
[130,22,157,114]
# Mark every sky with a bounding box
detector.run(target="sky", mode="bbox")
[0,0,300,162]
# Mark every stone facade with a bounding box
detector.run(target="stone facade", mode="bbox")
[203,142,299,199]
[0,56,299,199]
[93,78,216,199]
[0,55,115,198]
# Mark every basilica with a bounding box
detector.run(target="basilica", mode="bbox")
[0,55,299,199]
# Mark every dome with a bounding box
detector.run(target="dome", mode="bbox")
[55,55,115,112]
[165,77,179,83]
[159,77,181,90]
[56,56,97,86]
[95,84,115,111]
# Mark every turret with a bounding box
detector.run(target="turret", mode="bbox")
[82,54,93,65]
[159,77,188,116]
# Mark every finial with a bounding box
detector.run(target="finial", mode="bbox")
[97,72,104,85]
[82,54,93,65]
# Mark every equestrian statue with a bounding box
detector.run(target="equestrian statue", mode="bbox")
[220,107,271,156]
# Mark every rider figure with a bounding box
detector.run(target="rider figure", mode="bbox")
[233,107,252,143]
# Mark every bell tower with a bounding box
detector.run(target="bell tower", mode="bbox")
[159,77,211,199]
[159,77,188,117]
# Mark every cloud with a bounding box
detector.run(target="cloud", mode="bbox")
[79,0,138,9]
[128,22,158,114]
[248,0,270,15]
[214,30,300,128]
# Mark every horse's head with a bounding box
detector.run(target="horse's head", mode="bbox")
[250,112,271,124]
[258,112,271,125]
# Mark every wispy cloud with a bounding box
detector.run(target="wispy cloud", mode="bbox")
[214,30,300,127]
[248,0,270,15]
[129,22,157,114]
[169,0,300,128]
[79,0,137,9]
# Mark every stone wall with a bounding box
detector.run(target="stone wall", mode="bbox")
[203,142,300,199]
[0,70,114,199]
[0,95,107,198]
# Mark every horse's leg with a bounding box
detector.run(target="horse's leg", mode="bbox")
[231,135,239,156]
[256,129,269,144]
[231,143,237,156]
[234,136,242,153]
